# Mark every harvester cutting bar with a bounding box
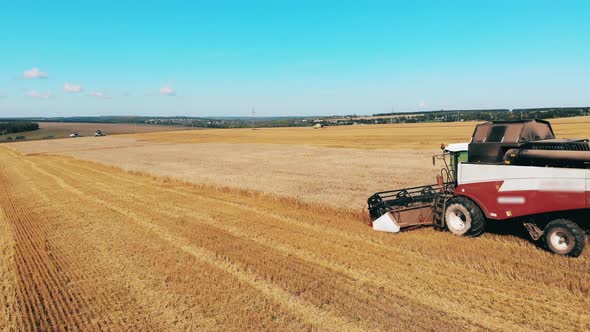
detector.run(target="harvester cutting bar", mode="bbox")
[367,184,442,233]
[368,184,440,219]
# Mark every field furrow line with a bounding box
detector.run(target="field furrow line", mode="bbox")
[97,192,487,329]
[54,158,590,296]
[4,145,589,331]
[40,158,462,330]
[26,155,370,331]
[11,156,157,329]
[36,156,552,330]
[53,154,590,330]
[1,187,96,329]
[53,158,468,269]
[2,185,65,329]
[0,177,20,330]
[18,163,179,329]
[80,171,590,331]
[0,179,63,329]
[0,154,117,329]
[61,155,590,295]
[12,196,91,329]
[16,184,111,329]
[13,151,313,330]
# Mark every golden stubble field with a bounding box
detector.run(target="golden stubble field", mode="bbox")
[129,116,590,149]
[2,117,590,330]
[12,116,590,210]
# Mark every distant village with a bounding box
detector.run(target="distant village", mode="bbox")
[143,107,590,129]
[3,106,589,131]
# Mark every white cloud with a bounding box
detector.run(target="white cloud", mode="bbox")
[23,67,48,79]
[27,90,52,99]
[64,83,82,93]
[159,85,176,96]
[87,91,109,99]
[418,101,428,109]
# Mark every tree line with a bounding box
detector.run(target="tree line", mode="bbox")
[372,107,590,123]
[0,122,39,134]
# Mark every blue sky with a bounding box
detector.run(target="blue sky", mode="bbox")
[0,0,589,117]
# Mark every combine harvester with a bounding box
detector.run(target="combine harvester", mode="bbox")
[368,119,589,257]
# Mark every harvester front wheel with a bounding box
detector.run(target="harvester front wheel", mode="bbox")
[543,219,586,257]
[444,197,485,237]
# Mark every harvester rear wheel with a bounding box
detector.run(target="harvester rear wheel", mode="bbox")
[444,197,485,237]
[543,219,586,257]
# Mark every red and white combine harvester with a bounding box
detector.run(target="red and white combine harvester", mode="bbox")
[368,119,589,257]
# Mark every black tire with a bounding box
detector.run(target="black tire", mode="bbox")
[444,196,485,237]
[543,219,586,257]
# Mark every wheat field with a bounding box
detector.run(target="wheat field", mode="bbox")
[129,116,590,149]
[2,118,590,330]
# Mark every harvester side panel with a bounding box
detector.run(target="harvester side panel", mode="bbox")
[456,163,588,220]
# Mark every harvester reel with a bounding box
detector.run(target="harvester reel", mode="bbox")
[395,190,412,205]
[421,186,435,196]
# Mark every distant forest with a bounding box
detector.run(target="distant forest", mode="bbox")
[1,107,589,129]
[372,107,590,123]
[0,122,39,134]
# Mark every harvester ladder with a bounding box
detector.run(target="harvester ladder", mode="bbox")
[432,195,447,229]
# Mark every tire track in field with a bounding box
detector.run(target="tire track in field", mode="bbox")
[13,154,222,330]
[38,156,463,330]
[33,193,310,331]
[57,159,590,331]
[35,155,560,330]
[0,166,19,330]
[1,149,165,330]
[20,153,363,331]
[61,156,590,294]
[4,148,590,330]
[46,155,590,331]
[57,158,590,294]
[14,153,314,330]
[89,186,482,330]
[8,156,162,330]
[0,172,90,329]
[55,162,503,330]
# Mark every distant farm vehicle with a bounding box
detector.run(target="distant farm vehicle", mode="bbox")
[368,120,589,257]
[94,130,105,137]
[69,132,80,137]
